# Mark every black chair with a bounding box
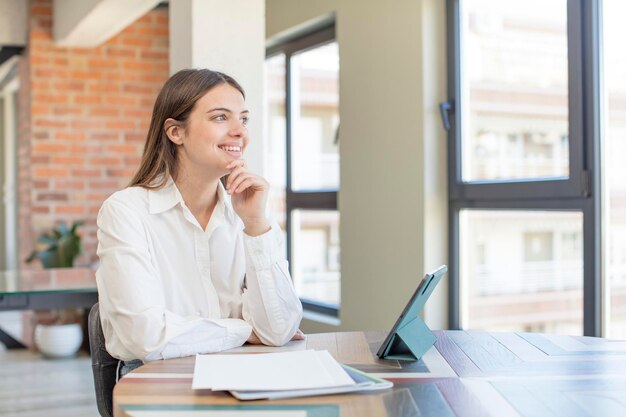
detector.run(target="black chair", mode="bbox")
[88,302,119,417]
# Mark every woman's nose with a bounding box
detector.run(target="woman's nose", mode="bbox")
[229,120,247,136]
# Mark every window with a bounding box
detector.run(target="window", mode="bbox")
[265,26,340,315]
[446,0,601,335]
[603,0,626,338]
[461,210,582,334]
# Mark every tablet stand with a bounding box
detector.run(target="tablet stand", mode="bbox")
[377,314,436,361]
[376,265,447,362]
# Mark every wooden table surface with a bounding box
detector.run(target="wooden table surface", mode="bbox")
[113,330,626,417]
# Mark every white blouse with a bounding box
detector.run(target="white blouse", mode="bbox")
[95,178,303,362]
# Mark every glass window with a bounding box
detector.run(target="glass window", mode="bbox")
[291,210,340,305]
[460,210,583,335]
[290,42,340,191]
[603,0,626,338]
[265,26,340,315]
[460,0,569,182]
[447,0,598,336]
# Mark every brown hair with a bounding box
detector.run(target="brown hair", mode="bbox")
[129,68,245,189]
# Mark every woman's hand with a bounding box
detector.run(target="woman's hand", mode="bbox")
[226,159,271,236]
[247,329,306,345]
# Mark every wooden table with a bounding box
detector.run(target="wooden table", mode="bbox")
[114,330,626,417]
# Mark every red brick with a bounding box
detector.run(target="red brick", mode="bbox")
[70,145,89,154]
[52,107,84,116]
[53,81,84,91]
[122,37,152,48]
[34,68,69,78]
[32,143,67,153]
[138,28,169,37]
[55,180,85,189]
[34,167,68,177]
[122,84,153,94]
[31,105,50,116]
[55,205,85,215]
[90,132,120,141]
[90,157,121,166]
[105,96,137,106]
[51,156,84,165]
[71,70,102,80]
[89,107,121,117]
[105,120,135,130]
[37,193,68,202]
[105,47,136,58]
[31,5,52,16]
[88,82,119,93]
[31,80,50,90]
[71,169,102,177]
[125,133,146,142]
[32,156,50,164]
[33,93,68,104]
[34,118,67,128]
[52,57,69,66]
[30,55,50,65]
[87,59,119,69]
[31,29,51,41]
[106,144,137,154]
[55,132,85,141]
[106,168,135,177]
[140,50,168,60]
[74,95,102,105]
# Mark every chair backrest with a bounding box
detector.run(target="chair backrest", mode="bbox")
[88,302,119,417]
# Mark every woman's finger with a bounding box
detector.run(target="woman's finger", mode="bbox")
[233,176,258,194]
[226,159,246,171]
[228,171,252,192]
[226,165,248,191]
[291,329,305,340]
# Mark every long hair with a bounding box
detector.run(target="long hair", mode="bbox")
[129,69,245,189]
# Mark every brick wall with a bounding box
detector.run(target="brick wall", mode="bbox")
[21,0,169,266]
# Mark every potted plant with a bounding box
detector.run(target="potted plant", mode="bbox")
[26,220,85,268]
[26,220,86,358]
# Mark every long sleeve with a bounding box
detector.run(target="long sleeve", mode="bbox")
[96,197,252,362]
[241,224,303,346]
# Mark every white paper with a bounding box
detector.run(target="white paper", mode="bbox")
[192,350,355,391]
[127,411,306,417]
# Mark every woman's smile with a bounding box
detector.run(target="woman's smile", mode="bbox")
[218,143,243,158]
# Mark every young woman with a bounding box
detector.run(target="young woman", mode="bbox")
[95,69,303,370]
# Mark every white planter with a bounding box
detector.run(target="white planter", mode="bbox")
[34,323,83,358]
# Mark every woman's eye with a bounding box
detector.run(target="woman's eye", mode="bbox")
[214,114,227,121]
[241,117,250,126]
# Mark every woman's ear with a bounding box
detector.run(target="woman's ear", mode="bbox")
[163,118,184,145]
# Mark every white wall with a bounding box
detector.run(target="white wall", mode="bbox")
[266,0,449,333]
[0,0,27,45]
[169,0,266,174]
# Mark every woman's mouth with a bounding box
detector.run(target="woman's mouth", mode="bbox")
[218,145,242,157]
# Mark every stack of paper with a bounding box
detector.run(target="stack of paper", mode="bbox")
[192,350,392,400]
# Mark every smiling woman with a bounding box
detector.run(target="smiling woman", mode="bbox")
[94,69,303,373]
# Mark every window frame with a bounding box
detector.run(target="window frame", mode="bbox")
[266,25,340,317]
[445,0,603,336]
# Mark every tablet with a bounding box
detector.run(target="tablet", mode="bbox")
[376,265,448,361]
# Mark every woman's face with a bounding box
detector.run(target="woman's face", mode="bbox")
[175,83,249,177]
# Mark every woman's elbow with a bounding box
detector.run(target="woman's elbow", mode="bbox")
[258,313,303,346]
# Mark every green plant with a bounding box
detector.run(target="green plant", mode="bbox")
[26,221,84,268]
